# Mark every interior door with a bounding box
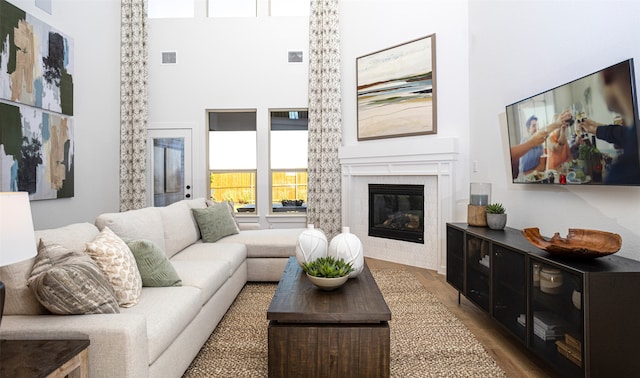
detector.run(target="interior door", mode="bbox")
[147,129,192,207]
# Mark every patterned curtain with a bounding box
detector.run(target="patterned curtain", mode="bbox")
[119,0,148,211]
[307,0,342,239]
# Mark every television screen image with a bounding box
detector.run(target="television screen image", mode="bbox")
[505,59,640,186]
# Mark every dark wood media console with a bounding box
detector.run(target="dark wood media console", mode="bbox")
[447,223,640,377]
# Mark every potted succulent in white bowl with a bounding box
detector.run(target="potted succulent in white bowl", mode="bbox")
[486,203,507,230]
[301,256,354,291]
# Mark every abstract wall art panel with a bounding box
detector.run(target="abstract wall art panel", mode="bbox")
[357,34,436,140]
[0,102,74,199]
[0,0,74,115]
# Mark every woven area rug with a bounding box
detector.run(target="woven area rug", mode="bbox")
[183,269,506,377]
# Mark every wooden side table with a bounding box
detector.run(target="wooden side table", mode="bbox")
[0,339,90,378]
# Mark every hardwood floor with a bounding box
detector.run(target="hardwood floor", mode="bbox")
[366,258,560,378]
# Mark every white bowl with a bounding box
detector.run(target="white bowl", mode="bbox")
[306,274,349,291]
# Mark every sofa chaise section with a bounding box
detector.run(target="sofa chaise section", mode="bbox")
[219,228,304,281]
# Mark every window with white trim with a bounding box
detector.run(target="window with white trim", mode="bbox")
[208,111,257,213]
[270,110,308,214]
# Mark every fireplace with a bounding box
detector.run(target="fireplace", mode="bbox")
[368,184,424,244]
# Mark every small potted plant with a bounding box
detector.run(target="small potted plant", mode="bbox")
[486,203,507,230]
[301,256,354,291]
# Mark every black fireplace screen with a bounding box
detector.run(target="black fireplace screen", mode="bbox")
[368,184,424,244]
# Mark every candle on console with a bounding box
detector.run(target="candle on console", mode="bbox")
[470,194,489,206]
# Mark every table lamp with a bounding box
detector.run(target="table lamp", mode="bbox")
[0,192,38,328]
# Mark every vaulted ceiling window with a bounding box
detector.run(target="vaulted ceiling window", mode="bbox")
[148,0,194,18]
[270,0,310,16]
[208,0,256,18]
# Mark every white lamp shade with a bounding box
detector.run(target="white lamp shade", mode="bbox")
[0,192,37,266]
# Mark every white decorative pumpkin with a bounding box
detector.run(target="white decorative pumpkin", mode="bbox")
[328,227,364,278]
[295,224,328,266]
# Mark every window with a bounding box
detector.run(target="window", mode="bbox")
[148,0,194,18]
[270,110,308,213]
[208,0,256,18]
[153,137,185,207]
[209,111,257,213]
[270,0,310,16]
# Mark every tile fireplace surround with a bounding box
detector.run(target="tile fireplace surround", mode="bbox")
[339,138,458,273]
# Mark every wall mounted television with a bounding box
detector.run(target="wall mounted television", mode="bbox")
[505,59,640,186]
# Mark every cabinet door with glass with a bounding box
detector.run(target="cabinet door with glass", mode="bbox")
[491,245,526,342]
[529,258,583,377]
[465,235,490,312]
[446,225,465,294]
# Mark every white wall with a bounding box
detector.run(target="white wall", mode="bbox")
[468,0,640,261]
[147,1,309,227]
[6,0,122,230]
[26,0,635,264]
[339,0,471,220]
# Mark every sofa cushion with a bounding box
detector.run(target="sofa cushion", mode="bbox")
[192,204,239,243]
[36,222,101,253]
[85,227,143,308]
[126,239,182,287]
[170,241,247,276]
[170,259,233,306]
[170,242,246,305]
[185,197,207,210]
[120,286,201,365]
[0,222,99,315]
[0,258,47,315]
[28,240,120,315]
[184,198,208,239]
[95,207,166,253]
[217,228,304,258]
[159,201,201,259]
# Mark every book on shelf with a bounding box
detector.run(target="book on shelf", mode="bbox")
[533,324,565,341]
[556,340,582,367]
[533,311,570,331]
[564,333,582,351]
[517,313,569,341]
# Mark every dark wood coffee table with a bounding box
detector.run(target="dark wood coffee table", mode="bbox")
[267,257,391,378]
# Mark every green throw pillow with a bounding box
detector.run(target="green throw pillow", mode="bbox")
[192,203,240,243]
[126,240,182,287]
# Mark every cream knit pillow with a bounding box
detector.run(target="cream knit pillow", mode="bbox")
[85,227,142,307]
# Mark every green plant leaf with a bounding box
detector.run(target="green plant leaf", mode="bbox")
[486,203,505,214]
[302,256,354,278]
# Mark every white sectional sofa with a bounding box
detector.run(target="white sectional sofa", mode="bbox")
[0,198,303,377]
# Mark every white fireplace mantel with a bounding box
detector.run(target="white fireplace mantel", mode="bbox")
[339,137,459,273]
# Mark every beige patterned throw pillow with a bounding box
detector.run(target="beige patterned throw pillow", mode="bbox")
[85,227,142,307]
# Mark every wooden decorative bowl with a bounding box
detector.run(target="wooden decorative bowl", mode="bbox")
[522,228,622,258]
